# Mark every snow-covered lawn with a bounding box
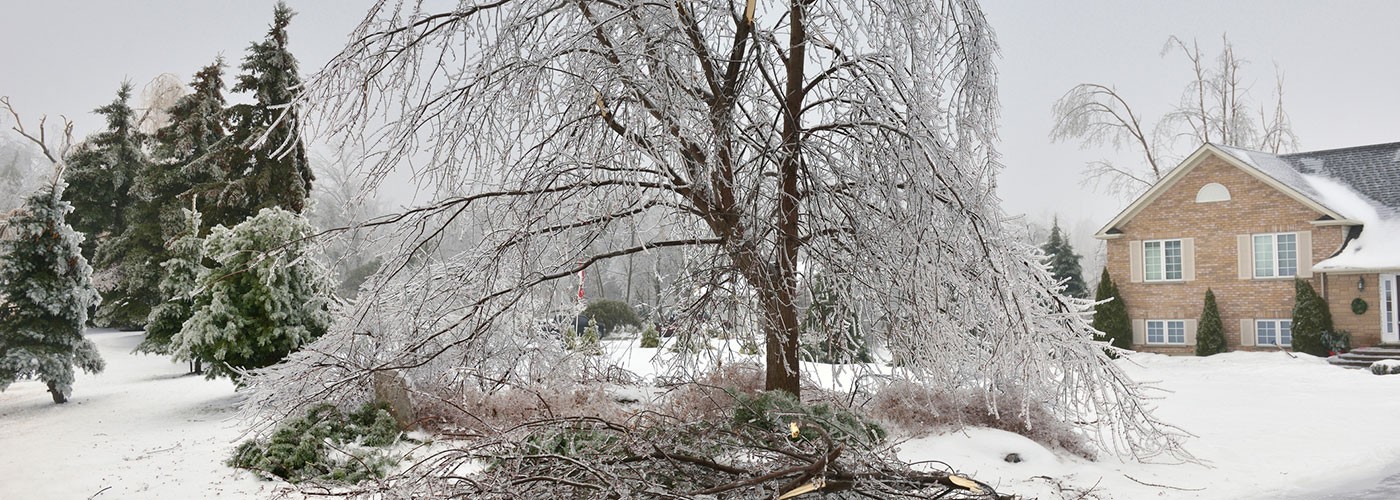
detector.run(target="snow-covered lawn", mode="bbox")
[901,351,1400,499]
[0,329,285,499]
[5,331,1400,499]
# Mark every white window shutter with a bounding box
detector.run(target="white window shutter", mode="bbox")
[1239,319,1256,346]
[1237,235,1252,280]
[1297,231,1313,278]
[1184,319,1198,345]
[1132,319,1146,346]
[1130,241,1144,283]
[1182,238,1196,281]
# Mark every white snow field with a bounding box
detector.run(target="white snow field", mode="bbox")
[5,331,1400,499]
[0,329,290,499]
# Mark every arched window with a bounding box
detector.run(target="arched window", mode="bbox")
[1196,183,1231,203]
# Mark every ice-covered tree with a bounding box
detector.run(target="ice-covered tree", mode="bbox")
[1092,268,1132,357]
[0,180,104,403]
[1195,289,1226,356]
[247,0,1183,469]
[136,206,206,371]
[1052,34,1299,198]
[63,83,148,260]
[174,207,332,381]
[1041,218,1089,299]
[153,58,230,234]
[204,2,312,229]
[63,83,157,327]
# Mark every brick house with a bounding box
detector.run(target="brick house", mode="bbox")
[1094,142,1400,354]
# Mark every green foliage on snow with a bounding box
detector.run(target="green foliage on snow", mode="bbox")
[730,391,886,447]
[229,402,403,483]
[0,182,104,403]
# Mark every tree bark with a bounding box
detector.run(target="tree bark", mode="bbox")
[47,381,67,404]
[765,0,807,398]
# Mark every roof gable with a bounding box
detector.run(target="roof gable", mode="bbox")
[1094,144,1350,238]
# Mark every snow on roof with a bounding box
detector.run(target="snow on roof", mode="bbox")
[1217,142,1400,272]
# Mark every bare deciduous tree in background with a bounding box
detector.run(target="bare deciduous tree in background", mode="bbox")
[243,1,1186,483]
[1052,34,1300,198]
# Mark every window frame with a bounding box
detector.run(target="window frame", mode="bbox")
[1143,239,1184,282]
[1255,319,1293,347]
[1252,232,1299,279]
[1146,319,1187,345]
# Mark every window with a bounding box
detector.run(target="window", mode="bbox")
[1256,319,1293,346]
[1143,239,1183,281]
[1147,320,1186,345]
[1253,233,1298,278]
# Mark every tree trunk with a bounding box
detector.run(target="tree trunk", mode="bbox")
[47,381,67,404]
[765,0,807,398]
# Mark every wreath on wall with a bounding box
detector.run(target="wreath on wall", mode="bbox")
[1353,298,1369,315]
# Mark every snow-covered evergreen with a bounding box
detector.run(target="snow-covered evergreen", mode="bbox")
[0,180,104,403]
[136,207,206,362]
[174,207,332,381]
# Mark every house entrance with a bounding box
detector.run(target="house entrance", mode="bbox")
[1383,274,1400,344]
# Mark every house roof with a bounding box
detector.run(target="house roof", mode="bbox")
[1096,141,1400,272]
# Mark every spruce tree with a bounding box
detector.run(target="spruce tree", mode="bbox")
[1091,268,1132,357]
[174,208,333,381]
[63,82,148,261]
[1291,279,1332,357]
[1041,219,1088,298]
[206,2,312,229]
[0,181,104,403]
[64,83,154,327]
[136,207,206,370]
[1195,289,1226,356]
[152,58,229,236]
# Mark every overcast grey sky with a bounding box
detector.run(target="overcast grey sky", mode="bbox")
[3,1,1398,252]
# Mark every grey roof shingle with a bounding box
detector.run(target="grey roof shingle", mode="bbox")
[1278,142,1400,210]
[1214,141,1400,216]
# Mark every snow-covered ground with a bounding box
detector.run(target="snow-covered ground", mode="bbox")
[5,331,1400,499]
[0,330,289,499]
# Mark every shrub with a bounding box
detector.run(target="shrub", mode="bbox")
[229,402,403,483]
[581,300,642,336]
[1195,289,1226,356]
[1291,279,1333,357]
[1323,330,1352,355]
[1371,359,1400,375]
[563,319,603,355]
[1091,268,1132,357]
[639,323,660,348]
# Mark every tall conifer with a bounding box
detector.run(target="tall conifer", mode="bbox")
[207,2,312,229]
[1041,219,1088,298]
[1195,289,1226,356]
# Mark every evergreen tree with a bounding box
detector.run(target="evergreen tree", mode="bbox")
[205,2,313,229]
[1195,289,1226,356]
[0,181,104,403]
[800,275,871,364]
[174,207,333,381]
[63,82,148,261]
[1291,279,1332,357]
[1041,219,1088,298]
[153,58,229,236]
[1091,268,1132,357]
[136,207,206,371]
[64,83,154,327]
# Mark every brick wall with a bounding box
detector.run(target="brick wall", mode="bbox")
[1103,152,1361,353]
[1323,273,1383,347]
